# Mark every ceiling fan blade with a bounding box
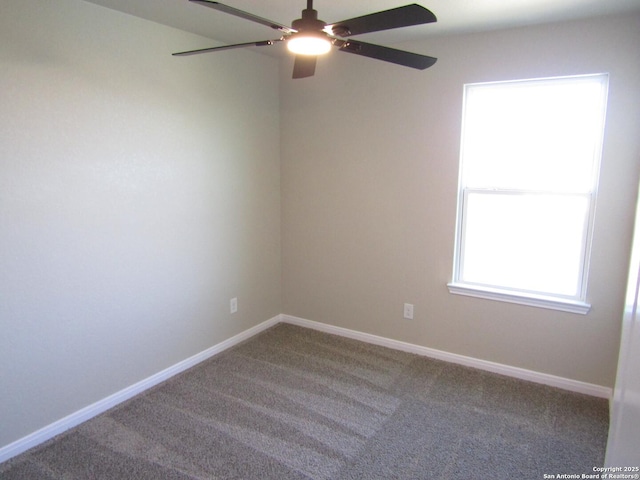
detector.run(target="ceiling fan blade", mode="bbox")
[173,39,282,56]
[336,39,437,70]
[325,4,436,37]
[189,0,296,34]
[292,55,317,79]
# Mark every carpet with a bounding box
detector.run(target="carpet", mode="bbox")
[0,323,609,479]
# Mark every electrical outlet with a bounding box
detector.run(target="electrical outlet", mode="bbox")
[230,297,238,314]
[403,303,414,320]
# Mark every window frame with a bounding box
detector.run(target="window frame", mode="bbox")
[448,73,609,315]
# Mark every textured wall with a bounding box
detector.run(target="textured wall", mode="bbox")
[0,0,281,447]
[280,13,640,388]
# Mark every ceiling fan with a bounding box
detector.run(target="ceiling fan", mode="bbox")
[173,0,438,78]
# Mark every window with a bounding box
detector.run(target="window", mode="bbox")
[448,74,609,314]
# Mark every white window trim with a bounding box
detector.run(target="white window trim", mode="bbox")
[447,283,591,315]
[448,73,608,315]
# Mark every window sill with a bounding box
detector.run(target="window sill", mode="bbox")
[447,283,591,315]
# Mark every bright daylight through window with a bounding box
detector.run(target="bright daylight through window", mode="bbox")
[448,74,609,314]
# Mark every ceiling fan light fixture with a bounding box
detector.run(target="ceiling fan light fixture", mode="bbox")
[287,35,332,56]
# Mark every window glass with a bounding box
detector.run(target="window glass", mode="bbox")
[461,191,590,297]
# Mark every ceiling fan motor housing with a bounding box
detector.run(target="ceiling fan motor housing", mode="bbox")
[292,8,326,34]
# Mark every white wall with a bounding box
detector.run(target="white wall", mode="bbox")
[0,0,281,448]
[606,183,640,464]
[281,13,640,388]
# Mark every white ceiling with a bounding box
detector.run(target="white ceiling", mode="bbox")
[83,0,640,52]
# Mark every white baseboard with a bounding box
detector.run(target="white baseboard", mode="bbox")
[281,314,612,400]
[1,312,611,464]
[0,315,280,464]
